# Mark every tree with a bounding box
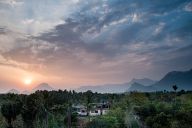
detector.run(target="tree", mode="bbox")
[172,85,178,104]
[85,90,93,117]
[67,103,72,128]
[21,94,40,128]
[152,112,170,128]
[86,116,118,128]
[173,85,178,92]
[35,90,52,128]
[1,102,22,128]
[174,111,192,128]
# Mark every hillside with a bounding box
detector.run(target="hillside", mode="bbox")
[76,78,155,93]
[32,83,54,92]
[127,69,192,92]
[153,69,192,91]
[127,82,155,92]
[7,89,20,94]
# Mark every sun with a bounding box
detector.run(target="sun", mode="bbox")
[24,78,32,85]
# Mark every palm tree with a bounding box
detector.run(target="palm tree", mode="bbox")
[1,102,22,128]
[172,85,178,92]
[172,85,178,105]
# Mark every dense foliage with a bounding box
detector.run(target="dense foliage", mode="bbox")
[0,90,191,128]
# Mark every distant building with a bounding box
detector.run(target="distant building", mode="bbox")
[90,103,110,116]
[72,104,87,116]
[73,102,110,116]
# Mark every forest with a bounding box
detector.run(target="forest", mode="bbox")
[0,87,192,128]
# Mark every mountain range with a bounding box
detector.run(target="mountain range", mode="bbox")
[8,89,20,94]
[152,69,192,91]
[7,83,54,94]
[77,69,192,93]
[128,83,154,92]
[127,69,192,92]
[7,68,192,94]
[76,78,156,93]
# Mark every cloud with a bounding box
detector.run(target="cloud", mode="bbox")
[153,22,165,35]
[0,0,192,88]
[0,0,80,35]
[184,2,192,12]
[35,0,192,78]
[0,0,24,7]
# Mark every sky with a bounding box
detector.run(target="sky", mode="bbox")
[0,0,192,92]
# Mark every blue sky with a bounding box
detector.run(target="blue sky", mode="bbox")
[0,0,192,91]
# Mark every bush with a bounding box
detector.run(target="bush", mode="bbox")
[86,116,118,128]
[174,111,192,128]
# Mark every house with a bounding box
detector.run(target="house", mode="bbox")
[72,104,87,116]
[88,102,110,116]
[73,102,110,116]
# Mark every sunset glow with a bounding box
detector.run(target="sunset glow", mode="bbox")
[24,78,32,85]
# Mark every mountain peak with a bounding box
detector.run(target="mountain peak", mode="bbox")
[38,83,50,88]
[130,78,156,86]
[127,82,155,92]
[8,89,20,94]
[21,90,31,95]
[154,68,192,90]
[32,83,54,92]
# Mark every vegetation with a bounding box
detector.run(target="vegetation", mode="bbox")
[0,89,192,128]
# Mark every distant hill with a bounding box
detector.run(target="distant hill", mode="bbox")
[152,69,192,91]
[32,83,54,92]
[129,78,156,86]
[21,90,31,95]
[76,78,155,93]
[8,89,20,94]
[6,83,54,94]
[127,82,155,92]
[127,69,192,92]
[76,83,130,93]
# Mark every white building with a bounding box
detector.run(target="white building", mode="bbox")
[73,104,87,116]
[73,102,110,116]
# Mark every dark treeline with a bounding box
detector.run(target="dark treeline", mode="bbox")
[0,89,192,128]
